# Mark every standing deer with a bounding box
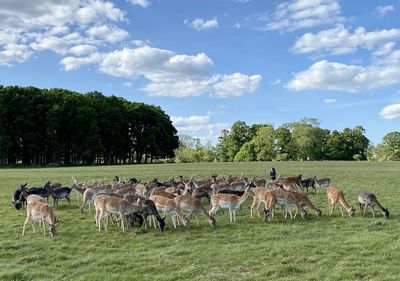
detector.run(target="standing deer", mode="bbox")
[209,185,254,223]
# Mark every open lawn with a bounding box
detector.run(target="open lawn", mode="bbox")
[1,161,400,281]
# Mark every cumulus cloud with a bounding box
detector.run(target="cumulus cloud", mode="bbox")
[287,59,400,92]
[292,25,400,55]
[127,0,150,8]
[86,25,129,43]
[380,103,400,119]
[69,45,98,56]
[0,0,127,65]
[264,0,344,31]
[62,45,261,97]
[185,18,219,31]
[377,5,394,16]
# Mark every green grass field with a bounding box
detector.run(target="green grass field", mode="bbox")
[1,162,400,281]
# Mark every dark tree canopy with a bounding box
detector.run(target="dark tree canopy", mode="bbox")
[0,86,178,165]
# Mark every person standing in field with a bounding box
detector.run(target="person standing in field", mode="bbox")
[269,167,276,181]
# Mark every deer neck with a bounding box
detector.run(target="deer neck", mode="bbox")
[338,197,352,213]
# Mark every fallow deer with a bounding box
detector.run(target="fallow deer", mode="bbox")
[174,195,216,229]
[150,195,189,229]
[326,186,355,217]
[209,186,254,223]
[358,191,389,219]
[22,200,58,237]
[291,192,322,219]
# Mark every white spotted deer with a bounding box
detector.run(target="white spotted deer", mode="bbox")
[174,195,216,229]
[209,185,254,223]
[150,195,190,229]
[326,186,355,217]
[22,200,58,237]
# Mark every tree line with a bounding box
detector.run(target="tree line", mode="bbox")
[175,118,400,162]
[0,86,179,165]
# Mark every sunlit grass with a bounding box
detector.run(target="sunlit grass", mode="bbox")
[1,162,399,281]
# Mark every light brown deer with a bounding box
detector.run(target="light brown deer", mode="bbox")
[209,186,254,223]
[291,192,322,219]
[22,200,58,237]
[174,195,215,229]
[326,186,355,217]
[250,187,277,220]
[150,195,189,229]
[94,195,143,232]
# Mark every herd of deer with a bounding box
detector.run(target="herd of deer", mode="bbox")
[13,173,389,237]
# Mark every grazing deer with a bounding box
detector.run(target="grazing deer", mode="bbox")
[313,176,331,194]
[252,176,266,187]
[326,186,355,217]
[209,186,254,223]
[291,192,322,219]
[123,195,165,231]
[273,189,299,219]
[358,191,389,219]
[22,200,58,237]
[174,195,216,229]
[250,187,277,220]
[151,195,190,229]
[94,195,143,232]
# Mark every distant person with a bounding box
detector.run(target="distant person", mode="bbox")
[269,167,276,181]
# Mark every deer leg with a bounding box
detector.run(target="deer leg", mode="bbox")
[208,205,219,218]
[371,206,375,218]
[22,214,31,236]
[172,214,177,229]
[340,206,345,217]
[43,220,47,236]
[67,196,71,206]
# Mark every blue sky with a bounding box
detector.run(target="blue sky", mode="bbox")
[1,0,400,145]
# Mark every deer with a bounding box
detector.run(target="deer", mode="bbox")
[249,187,277,221]
[123,195,165,231]
[71,177,87,204]
[209,185,254,223]
[358,191,389,219]
[44,181,71,206]
[272,189,299,219]
[291,192,322,219]
[150,195,190,229]
[94,195,143,232]
[80,183,109,213]
[22,200,58,237]
[173,195,216,229]
[326,186,355,217]
[313,176,331,194]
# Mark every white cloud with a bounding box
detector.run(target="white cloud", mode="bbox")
[292,25,400,55]
[127,0,150,8]
[234,22,241,29]
[287,59,400,92]
[380,103,400,119]
[86,25,129,43]
[323,98,336,104]
[171,114,228,144]
[377,5,394,16]
[0,0,127,65]
[0,44,31,65]
[211,73,262,98]
[69,45,98,56]
[185,18,219,31]
[264,0,344,31]
[62,45,261,97]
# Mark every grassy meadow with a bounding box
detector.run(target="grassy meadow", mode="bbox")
[1,161,400,281]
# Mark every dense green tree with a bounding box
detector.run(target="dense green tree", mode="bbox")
[0,86,178,165]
